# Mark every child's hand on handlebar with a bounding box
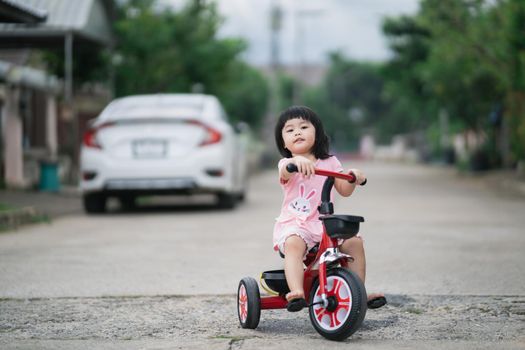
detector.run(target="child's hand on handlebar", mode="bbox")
[348,168,366,185]
[291,156,316,178]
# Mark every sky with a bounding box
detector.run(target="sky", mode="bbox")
[163,0,421,66]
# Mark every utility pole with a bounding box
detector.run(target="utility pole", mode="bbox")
[270,3,282,72]
[260,1,283,167]
[64,31,78,183]
[292,7,324,104]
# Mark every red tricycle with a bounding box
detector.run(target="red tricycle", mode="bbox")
[237,164,368,341]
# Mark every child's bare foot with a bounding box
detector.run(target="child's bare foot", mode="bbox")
[286,290,305,302]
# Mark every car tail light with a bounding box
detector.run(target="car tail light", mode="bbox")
[83,128,101,149]
[205,169,224,177]
[201,126,222,146]
[187,120,222,146]
[82,171,97,180]
[82,122,114,149]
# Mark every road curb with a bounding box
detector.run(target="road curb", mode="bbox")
[0,206,49,232]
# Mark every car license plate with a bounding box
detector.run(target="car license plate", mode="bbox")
[133,139,167,158]
[106,178,195,190]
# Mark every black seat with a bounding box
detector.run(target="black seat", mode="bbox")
[320,215,364,239]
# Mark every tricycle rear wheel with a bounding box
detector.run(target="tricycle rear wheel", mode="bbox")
[308,268,367,341]
[237,277,261,329]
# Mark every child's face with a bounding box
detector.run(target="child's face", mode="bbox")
[282,118,316,156]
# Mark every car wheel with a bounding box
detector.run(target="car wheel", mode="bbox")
[237,191,246,202]
[217,192,236,209]
[119,195,137,211]
[238,177,249,202]
[83,193,107,214]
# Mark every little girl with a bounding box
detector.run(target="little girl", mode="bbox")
[273,106,386,312]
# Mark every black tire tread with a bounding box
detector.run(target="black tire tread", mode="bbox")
[308,268,367,341]
[237,277,261,329]
[83,193,107,214]
[217,192,237,209]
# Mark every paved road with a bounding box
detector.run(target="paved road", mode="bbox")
[1,160,524,349]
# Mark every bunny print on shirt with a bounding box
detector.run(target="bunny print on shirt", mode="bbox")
[288,183,316,218]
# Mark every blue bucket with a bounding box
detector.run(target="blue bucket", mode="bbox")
[39,160,60,192]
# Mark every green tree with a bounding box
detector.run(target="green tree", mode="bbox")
[497,0,525,163]
[276,73,295,111]
[113,0,268,128]
[381,14,437,138]
[115,0,240,93]
[300,54,392,150]
[382,0,525,166]
[324,53,392,142]
[219,62,269,127]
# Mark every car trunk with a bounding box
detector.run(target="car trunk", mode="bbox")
[95,119,209,160]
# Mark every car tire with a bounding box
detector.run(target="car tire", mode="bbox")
[237,191,246,202]
[119,195,137,212]
[217,192,236,209]
[83,193,107,214]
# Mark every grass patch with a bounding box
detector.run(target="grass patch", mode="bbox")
[0,204,51,232]
[406,307,424,315]
[0,203,14,212]
[30,213,51,224]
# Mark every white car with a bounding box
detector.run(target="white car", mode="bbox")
[80,93,248,213]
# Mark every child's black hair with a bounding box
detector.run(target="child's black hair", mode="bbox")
[274,105,331,159]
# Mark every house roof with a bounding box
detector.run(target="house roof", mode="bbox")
[0,0,115,49]
[0,0,47,23]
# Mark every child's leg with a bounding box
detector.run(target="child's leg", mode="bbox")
[340,236,366,282]
[339,237,384,302]
[283,235,307,301]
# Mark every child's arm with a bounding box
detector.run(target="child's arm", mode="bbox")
[334,168,366,197]
[279,156,316,182]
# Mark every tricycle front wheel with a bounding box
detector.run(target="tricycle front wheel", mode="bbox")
[237,277,261,329]
[308,268,367,341]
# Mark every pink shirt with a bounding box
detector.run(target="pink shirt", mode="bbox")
[273,156,344,250]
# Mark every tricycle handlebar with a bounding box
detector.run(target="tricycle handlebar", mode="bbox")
[286,163,367,186]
